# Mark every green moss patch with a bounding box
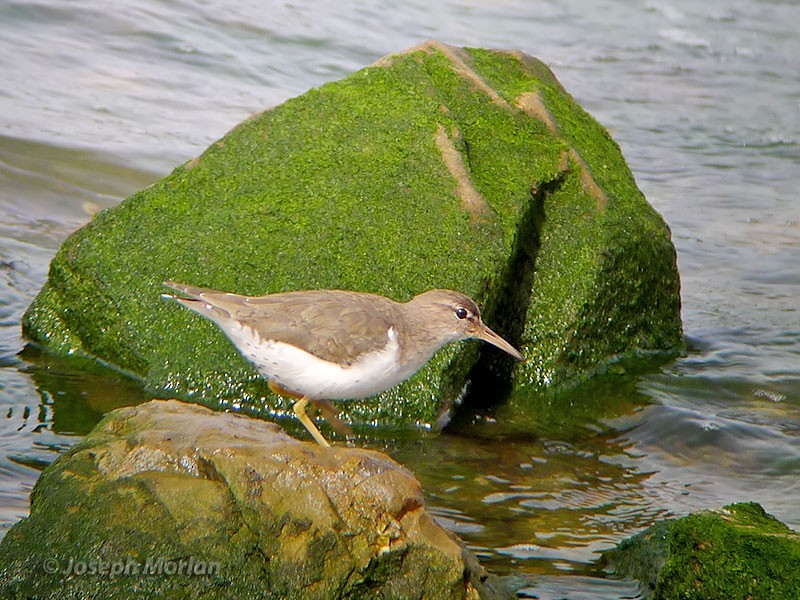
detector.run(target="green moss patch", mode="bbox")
[605,502,800,599]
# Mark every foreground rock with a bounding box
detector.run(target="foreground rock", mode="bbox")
[604,502,800,599]
[0,400,498,599]
[22,41,682,427]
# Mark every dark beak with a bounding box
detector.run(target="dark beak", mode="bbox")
[474,323,524,361]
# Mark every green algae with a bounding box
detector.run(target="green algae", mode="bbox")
[455,46,683,394]
[22,42,682,429]
[605,502,800,599]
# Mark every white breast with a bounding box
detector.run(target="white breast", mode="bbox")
[223,323,413,400]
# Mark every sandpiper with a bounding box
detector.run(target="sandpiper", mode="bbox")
[163,281,523,446]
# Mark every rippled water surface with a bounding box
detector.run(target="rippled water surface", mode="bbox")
[1,0,798,597]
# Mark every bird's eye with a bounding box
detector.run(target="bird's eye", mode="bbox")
[455,307,469,320]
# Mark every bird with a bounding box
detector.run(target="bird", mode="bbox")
[162,281,523,446]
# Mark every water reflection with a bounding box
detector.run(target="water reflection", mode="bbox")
[387,376,669,578]
[0,351,147,537]
[19,349,148,436]
[515,575,640,600]
[627,373,800,528]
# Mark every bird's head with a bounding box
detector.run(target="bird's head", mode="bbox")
[408,290,523,361]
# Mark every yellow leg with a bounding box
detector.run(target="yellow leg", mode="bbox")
[316,399,353,438]
[293,396,331,447]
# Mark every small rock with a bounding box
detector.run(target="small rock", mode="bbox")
[603,502,800,600]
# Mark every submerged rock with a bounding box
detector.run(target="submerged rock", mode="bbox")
[22,41,682,427]
[604,502,800,599]
[0,400,499,599]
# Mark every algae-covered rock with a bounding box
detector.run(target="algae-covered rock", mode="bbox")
[22,41,682,427]
[604,502,800,599]
[0,400,499,599]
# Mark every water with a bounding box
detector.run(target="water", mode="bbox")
[1,0,799,596]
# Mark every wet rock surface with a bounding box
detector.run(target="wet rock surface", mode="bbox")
[0,399,500,599]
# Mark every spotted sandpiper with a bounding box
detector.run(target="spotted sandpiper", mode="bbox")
[162,282,523,446]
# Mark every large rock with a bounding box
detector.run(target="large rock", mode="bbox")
[0,400,499,599]
[604,502,800,599]
[22,41,682,427]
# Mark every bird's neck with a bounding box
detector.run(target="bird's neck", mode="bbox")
[399,300,461,363]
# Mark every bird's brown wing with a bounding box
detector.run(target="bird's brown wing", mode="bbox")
[166,283,401,365]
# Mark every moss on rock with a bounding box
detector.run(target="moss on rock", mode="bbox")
[604,502,800,599]
[0,400,501,599]
[22,41,682,429]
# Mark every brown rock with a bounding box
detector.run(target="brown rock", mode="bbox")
[0,399,499,599]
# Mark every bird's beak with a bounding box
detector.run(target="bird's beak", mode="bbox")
[474,323,524,361]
